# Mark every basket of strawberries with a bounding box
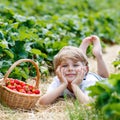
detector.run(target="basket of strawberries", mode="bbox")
[0,59,41,109]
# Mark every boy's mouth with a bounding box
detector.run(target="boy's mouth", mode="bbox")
[66,73,76,77]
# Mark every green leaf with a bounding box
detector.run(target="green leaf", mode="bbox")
[3,49,14,59]
[87,80,112,97]
[0,40,8,48]
[112,61,120,68]
[30,48,47,58]
[109,74,120,86]
[30,48,42,55]
[0,31,4,39]
[12,22,19,29]
[13,14,27,22]
[102,103,120,118]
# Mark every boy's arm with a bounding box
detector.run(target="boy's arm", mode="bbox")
[39,83,67,105]
[39,66,68,105]
[91,35,109,78]
[96,55,109,78]
[79,35,109,78]
[71,67,92,104]
[71,83,91,104]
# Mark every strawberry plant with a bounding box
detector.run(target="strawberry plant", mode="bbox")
[87,73,120,119]
[112,51,120,71]
[0,0,120,80]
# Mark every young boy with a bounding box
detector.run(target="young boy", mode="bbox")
[39,35,109,105]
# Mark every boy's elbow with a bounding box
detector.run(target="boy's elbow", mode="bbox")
[103,72,109,78]
[100,71,109,78]
[39,96,51,105]
[39,99,44,105]
[39,97,47,105]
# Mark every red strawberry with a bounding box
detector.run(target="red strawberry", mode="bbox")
[28,85,34,91]
[12,89,18,92]
[14,79,20,84]
[23,85,30,92]
[19,89,26,93]
[16,85,22,91]
[19,81,25,87]
[10,80,15,86]
[27,91,33,94]
[6,79,11,86]
[33,89,40,94]
[7,85,16,90]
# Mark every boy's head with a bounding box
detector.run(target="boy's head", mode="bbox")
[53,46,88,71]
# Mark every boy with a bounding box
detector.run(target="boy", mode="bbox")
[39,35,109,105]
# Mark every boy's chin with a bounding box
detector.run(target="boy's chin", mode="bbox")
[66,75,76,83]
[67,78,75,83]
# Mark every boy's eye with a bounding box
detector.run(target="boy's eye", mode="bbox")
[62,64,68,67]
[73,64,79,67]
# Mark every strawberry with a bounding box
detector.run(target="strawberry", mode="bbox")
[14,79,20,84]
[12,89,18,92]
[28,85,34,91]
[19,81,26,87]
[16,85,22,91]
[23,85,30,92]
[6,79,11,86]
[27,91,33,94]
[5,78,40,95]
[33,89,40,94]
[10,80,15,86]
[19,89,26,93]
[7,85,16,90]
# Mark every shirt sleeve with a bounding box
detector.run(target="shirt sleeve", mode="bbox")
[46,76,61,93]
[80,72,106,95]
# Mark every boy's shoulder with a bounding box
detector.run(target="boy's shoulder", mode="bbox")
[84,72,106,83]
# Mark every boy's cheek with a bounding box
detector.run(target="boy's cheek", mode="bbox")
[62,68,67,72]
[76,68,81,72]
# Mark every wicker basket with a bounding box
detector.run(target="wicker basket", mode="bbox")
[0,59,41,109]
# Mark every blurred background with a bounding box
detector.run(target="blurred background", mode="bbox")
[0,0,120,80]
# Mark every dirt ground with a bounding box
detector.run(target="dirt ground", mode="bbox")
[0,45,120,120]
[88,44,120,74]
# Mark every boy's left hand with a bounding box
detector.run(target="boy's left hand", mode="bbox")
[71,67,86,85]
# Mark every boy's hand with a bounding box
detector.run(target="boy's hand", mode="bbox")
[56,66,68,85]
[71,67,86,85]
[90,35,100,41]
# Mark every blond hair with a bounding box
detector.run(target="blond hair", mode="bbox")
[53,46,88,70]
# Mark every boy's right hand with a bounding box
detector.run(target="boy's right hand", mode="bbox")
[56,66,68,85]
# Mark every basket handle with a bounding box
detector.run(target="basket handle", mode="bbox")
[3,59,40,89]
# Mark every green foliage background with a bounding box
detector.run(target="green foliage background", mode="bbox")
[0,0,120,79]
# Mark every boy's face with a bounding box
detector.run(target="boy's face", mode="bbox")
[60,59,87,83]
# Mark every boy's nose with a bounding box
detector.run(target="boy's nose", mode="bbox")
[68,66,73,71]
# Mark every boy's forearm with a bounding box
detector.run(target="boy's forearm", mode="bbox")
[71,83,91,104]
[96,56,109,78]
[39,83,67,105]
